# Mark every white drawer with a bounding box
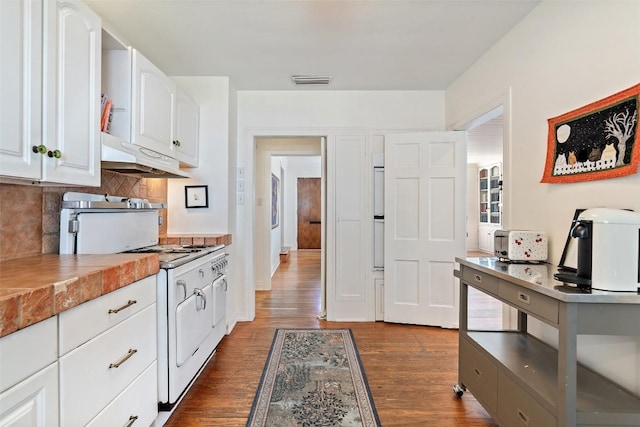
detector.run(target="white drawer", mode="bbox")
[59,275,156,355]
[59,304,157,426]
[86,361,157,427]
[0,317,57,392]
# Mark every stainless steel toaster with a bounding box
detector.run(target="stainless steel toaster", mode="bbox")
[494,230,548,262]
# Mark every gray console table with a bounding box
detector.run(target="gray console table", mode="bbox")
[454,257,640,427]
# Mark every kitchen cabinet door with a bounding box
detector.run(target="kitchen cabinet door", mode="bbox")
[0,363,58,427]
[0,0,43,181]
[42,0,101,186]
[131,49,176,158]
[478,225,495,254]
[174,88,200,167]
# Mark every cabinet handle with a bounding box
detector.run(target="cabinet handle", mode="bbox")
[32,144,47,154]
[125,415,139,427]
[517,292,531,305]
[108,299,137,314]
[47,149,62,158]
[109,348,137,368]
[473,367,482,378]
[177,279,187,300]
[194,288,207,310]
[517,408,530,425]
[474,274,483,283]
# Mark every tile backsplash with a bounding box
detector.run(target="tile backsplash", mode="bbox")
[0,171,167,261]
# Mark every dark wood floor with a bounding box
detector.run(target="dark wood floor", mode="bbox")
[164,251,499,426]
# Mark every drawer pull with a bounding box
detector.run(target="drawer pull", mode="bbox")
[473,367,482,378]
[109,348,137,369]
[517,408,530,425]
[474,274,483,283]
[108,299,137,314]
[125,415,139,427]
[517,292,531,305]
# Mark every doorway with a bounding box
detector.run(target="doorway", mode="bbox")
[253,137,325,316]
[453,92,512,330]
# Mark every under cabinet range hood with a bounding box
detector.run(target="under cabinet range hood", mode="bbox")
[101,133,190,178]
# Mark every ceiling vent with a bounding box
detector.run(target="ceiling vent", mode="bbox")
[291,75,332,86]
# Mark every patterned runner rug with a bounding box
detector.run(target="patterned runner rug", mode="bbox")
[246,329,381,427]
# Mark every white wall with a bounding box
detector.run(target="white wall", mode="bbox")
[270,157,283,277]
[236,90,446,320]
[167,77,231,233]
[446,0,640,394]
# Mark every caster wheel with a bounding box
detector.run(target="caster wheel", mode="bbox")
[452,384,465,398]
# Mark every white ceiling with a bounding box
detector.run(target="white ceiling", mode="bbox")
[84,0,540,91]
[467,115,503,165]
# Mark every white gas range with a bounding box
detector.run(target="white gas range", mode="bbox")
[59,192,228,411]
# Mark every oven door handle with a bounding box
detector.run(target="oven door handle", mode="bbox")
[194,288,206,310]
[176,280,187,300]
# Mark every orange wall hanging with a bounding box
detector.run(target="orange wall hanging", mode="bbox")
[541,83,639,183]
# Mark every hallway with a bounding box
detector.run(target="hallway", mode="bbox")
[164,251,497,426]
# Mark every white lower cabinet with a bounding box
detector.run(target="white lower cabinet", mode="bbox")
[0,363,58,427]
[0,317,58,427]
[59,303,157,426]
[478,225,496,254]
[0,275,158,427]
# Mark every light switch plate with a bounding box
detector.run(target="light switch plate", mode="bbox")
[237,167,245,179]
[237,192,245,205]
[237,180,245,192]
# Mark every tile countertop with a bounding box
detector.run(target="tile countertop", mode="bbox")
[159,233,232,247]
[0,253,159,338]
[457,256,640,304]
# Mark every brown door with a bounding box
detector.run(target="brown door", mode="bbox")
[297,178,321,249]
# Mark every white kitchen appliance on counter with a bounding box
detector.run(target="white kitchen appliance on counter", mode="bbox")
[59,192,228,411]
[555,208,640,292]
[493,230,548,262]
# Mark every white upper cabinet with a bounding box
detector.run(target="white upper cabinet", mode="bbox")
[174,88,199,167]
[0,0,101,186]
[131,49,176,158]
[43,0,101,186]
[0,0,43,181]
[102,35,199,166]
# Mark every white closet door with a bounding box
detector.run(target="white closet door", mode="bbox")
[327,134,373,321]
[384,131,466,328]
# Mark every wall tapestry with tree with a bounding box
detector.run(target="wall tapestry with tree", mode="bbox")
[541,83,639,183]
